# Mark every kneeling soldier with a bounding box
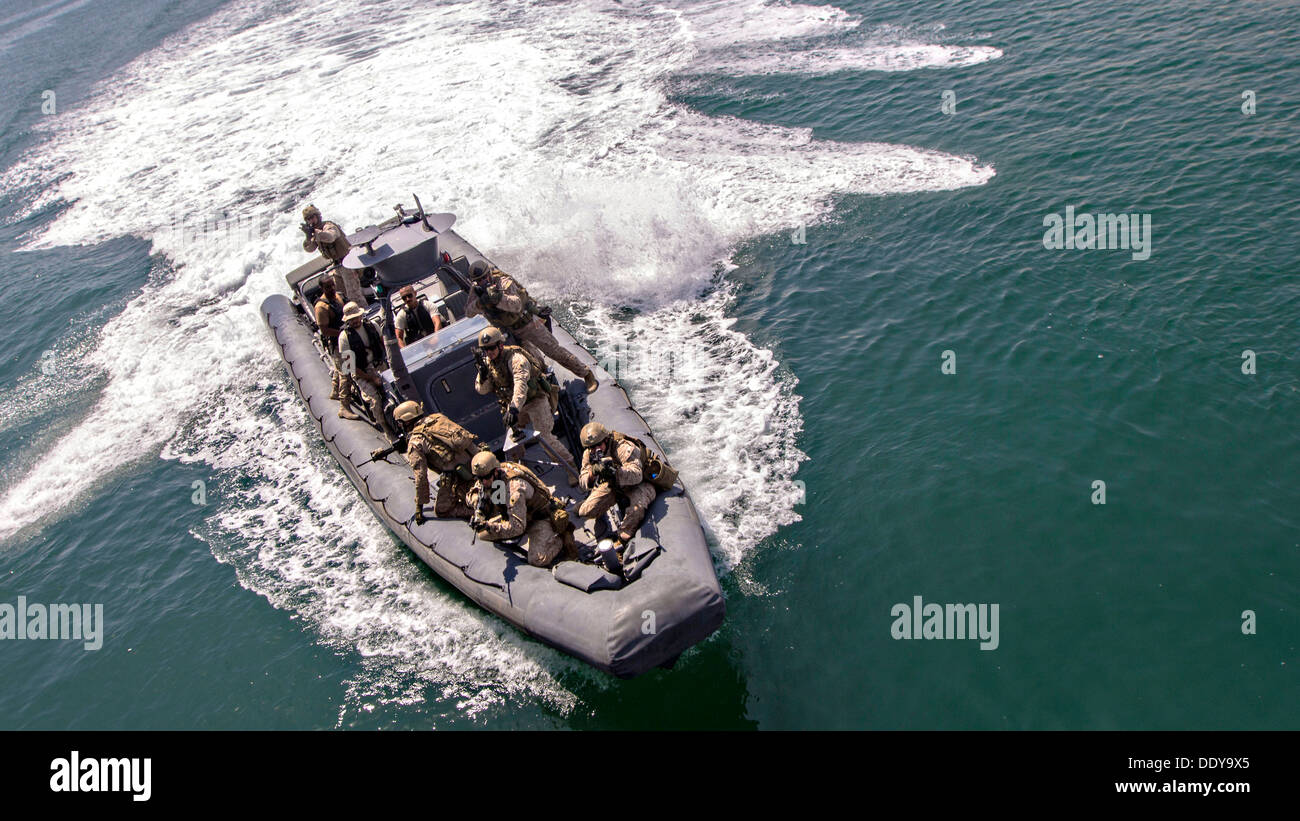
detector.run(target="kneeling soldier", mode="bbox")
[465,452,575,568]
[576,422,673,545]
[392,401,481,525]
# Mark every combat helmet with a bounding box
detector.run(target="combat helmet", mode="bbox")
[393,401,423,423]
[580,422,610,449]
[302,205,322,222]
[477,326,506,348]
[471,451,500,478]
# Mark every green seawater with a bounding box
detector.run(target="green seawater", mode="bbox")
[0,0,1295,729]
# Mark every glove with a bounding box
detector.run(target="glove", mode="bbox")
[370,448,387,461]
[414,510,426,526]
[299,222,314,238]
[472,283,487,301]
[483,286,502,306]
[455,464,473,482]
[598,461,617,486]
[476,360,489,382]
[578,472,591,491]
[536,305,552,318]
[503,407,519,428]
[474,529,491,542]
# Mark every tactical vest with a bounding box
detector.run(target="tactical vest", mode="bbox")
[315,221,351,263]
[408,414,476,466]
[344,324,384,373]
[402,302,438,340]
[479,274,538,331]
[608,431,679,491]
[498,462,555,519]
[315,295,343,333]
[486,345,557,412]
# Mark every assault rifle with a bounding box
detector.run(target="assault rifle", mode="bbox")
[595,456,618,488]
[592,455,629,508]
[469,483,494,544]
[473,347,491,383]
[365,432,409,466]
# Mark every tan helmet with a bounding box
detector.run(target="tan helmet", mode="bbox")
[393,401,423,422]
[342,301,365,322]
[477,326,505,348]
[580,421,610,448]
[302,205,321,221]
[471,451,500,477]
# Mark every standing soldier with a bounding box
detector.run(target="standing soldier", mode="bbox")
[465,452,574,568]
[314,276,346,400]
[575,422,675,545]
[338,302,393,438]
[301,205,367,308]
[465,261,598,393]
[388,401,481,525]
[473,326,577,471]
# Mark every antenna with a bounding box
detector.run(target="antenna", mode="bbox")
[412,193,433,231]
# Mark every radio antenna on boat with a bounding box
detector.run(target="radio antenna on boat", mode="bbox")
[412,193,433,231]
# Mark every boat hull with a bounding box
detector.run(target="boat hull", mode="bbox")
[260,286,724,677]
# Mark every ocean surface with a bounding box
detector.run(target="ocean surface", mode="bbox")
[0,0,1295,729]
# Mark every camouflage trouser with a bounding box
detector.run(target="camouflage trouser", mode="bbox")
[434,473,474,518]
[520,517,564,568]
[514,319,591,380]
[326,345,344,398]
[519,395,576,468]
[346,367,384,417]
[578,481,656,541]
[331,266,368,308]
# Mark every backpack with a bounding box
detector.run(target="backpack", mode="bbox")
[611,432,679,491]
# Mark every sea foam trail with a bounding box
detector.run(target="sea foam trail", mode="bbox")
[0,0,996,712]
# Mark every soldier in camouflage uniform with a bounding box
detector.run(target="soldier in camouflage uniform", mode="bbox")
[465,261,598,393]
[389,401,481,525]
[576,421,659,545]
[465,452,573,568]
[301,205,367,308]
[313,276,347,400]
[473,326,577,471]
